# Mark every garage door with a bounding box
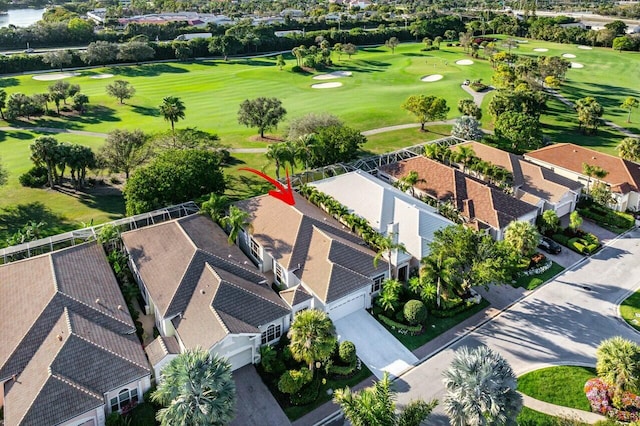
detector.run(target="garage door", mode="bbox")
[226,348,253,371]
[555,201,573,218]
[328,293,365,321]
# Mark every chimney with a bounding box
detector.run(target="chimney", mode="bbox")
[463,199,475,218]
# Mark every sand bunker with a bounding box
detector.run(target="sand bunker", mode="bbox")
[311,82,343,89]
[455,59,474,65]
[421,74,443,82]
[312,71,353,80]
[515,40,529,43]
[90,73,114,79]
[32,72,81,81]
[578,45,593,50]
[562,53,576,58]
[571,62,584,69]
[533,48,549,52]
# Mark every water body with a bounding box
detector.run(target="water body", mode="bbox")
[0,8,46,28]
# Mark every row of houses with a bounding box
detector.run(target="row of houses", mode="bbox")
[2,140,638,425]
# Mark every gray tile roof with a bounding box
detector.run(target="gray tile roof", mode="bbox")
[0,243,150,426]
[145,336,180,367]
[279,285,312,307]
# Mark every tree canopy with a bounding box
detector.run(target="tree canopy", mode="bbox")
[99,129,151,179]
[402,95,450,131]
[106,80,136,104]
[237,97,287,138]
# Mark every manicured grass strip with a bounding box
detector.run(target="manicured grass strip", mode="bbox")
[513,262,565,290]
[518,365,596,412]
[362,125,453,154]
[283,365,373,420]
[380,299,490,351]
[516,406,588,426]
[620,290,640,332]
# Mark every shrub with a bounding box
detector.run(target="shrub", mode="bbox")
[329,363,356,376]
[260,345,278,373]
[469,80,488,92]
[585,378,640,422]
[431,301,477,318]
[19,165,48,187]
[278,368,313,395]
[404,300,427,325]
[338,341,356,365]
[378,314,422,334]
[552,233,570,246]
[290,375,321,406]
[291,65,304,73]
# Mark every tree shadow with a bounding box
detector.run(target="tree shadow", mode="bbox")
[106,63,189,77]
[0,130,34,143]
[77,193,125,219]
[401,52,425,57]
[0,77,19,88]
[130,105,160,117]
[0,202,73,246]
[30,105,121,129]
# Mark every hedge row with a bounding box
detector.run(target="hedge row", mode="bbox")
[577,207,635,230]
[378,314,422,333]
[328,362,357,377]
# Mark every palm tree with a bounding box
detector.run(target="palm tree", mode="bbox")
[266,143,288,180]
[221,205,252,245]
[288,309,336,371]
[617,137,640,162]
[443,345,522,426]
[596,336,640,399]
[152,348,236,426]
[399,170,420,196]
[294,133,316,171]
[334,372,438,426]
[378,278,402,312]
[201,193,229,223]
[503,220,540,258]
[421,253,457,309]
[373,232,407,279]
[621,97,639,123]
[159,96,186,144]
[30,136,59,189]
[453,145,476,173]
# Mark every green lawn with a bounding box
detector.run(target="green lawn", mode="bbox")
[620,289,640,332]
[380,299,490,351]
[517,406,589,426]
[513,262,565,290]
[362,124,453,154]
[518,365,597,411]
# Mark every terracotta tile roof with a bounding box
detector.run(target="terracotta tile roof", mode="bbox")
[279,285,312,308]
[454,142,582,204]
[123,214,289,351]
[145,336,180,367]
[525,143,640,194]
[381,157,538,230]
[237,194,387,304]
[0,243,149,426]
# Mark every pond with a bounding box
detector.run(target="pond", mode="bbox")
[0,8,46,28]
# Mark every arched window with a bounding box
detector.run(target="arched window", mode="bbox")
[109,387,139,412]
[261,323,282,345]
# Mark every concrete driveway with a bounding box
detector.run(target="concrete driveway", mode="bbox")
[542,245,583,269]
[231,365,290,426]
[334,310,418,379]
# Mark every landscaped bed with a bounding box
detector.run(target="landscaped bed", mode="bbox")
[513,261,564,290]
[518,365,597,411]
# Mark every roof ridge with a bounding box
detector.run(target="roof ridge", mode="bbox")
[158,335,169,356]
[487,186,500,227]
[58,292,135,331]
[69,329,149,371]
[175,219,199,251]
[166,250,200,317]
[620,158,640,189]
[49,255,59,292]
[196,248,263,279]
[322,262,335,301]
[210,307,231,335]
[50,373,103,400]
[312,225,373,257]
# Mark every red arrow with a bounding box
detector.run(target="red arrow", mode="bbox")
[239,167,296,206]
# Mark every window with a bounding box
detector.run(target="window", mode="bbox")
[371,274,385,293]
[261,324,282,345]
[274,263,285,285]
[110,388,139,413]
[250,237,260,260]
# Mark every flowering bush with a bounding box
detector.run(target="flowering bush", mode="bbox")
[519,260,553,277]
[585,378,640,422]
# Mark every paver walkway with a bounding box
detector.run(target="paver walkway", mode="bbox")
[461,84,494,107]
[520,393,605,424]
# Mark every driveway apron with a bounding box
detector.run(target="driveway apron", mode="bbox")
[231,365,291,426]
[334,310,418,379]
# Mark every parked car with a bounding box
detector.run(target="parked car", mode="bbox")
[463,79,471,86]
[538,236,561,254]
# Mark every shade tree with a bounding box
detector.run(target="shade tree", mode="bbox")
[83,41,118,66]
[42,50,73,72]
[99,129,151,179]
[106,80,136,104]
[237,97,286,138]
[402,95,449,131]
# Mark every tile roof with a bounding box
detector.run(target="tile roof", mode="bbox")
[122,214,289,351]
[237,193,387,304]
[0,243,149,426]
[381,157,538,230]
[279,285,312,308]
[455,142,582,204]
[525,143,640,194]
[145,336,180,367]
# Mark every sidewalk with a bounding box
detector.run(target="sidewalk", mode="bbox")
[520,393,605,424]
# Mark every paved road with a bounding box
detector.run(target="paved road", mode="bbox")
[393,228,640,424]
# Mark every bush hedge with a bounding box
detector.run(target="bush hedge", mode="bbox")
[329,362,357,377]
[19,166,48,188]
[338,341,356,365]
[404,300,427,325]
[290,375,321,406]
[431,301,477,318]
[578,207,634,230]
[378,314,422,333]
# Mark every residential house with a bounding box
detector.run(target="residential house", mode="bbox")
[525,143,640,212]
[311,170,454,278]
[121,214,291,375]
[0,243,151,426]
[453,141,582,217]
[236,193,388,321]
[380,157,539,240]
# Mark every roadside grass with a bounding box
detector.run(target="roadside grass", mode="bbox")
[513,261,564,290]
[379,299,490,351]
[620,289,640,332]
[518,365,596,411]
[517,406,589,426]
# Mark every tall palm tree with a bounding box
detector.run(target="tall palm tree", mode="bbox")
[201,193,229,223]
[266,143,288,180]
[334,372,437,426]
[152,348,236,426]
[596,336,640,399]
[399,170,420,196]
[443,345,522,426]
[294,133,316,171]
[30,136,59,189]
[421,253,457,309]
[503,220,540,258]
[453,145,476,173]
[288,309,336,371]
[221,205,252,245]
[617,137,640,162]
[373,232,407,279]
[159,96,186,144]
